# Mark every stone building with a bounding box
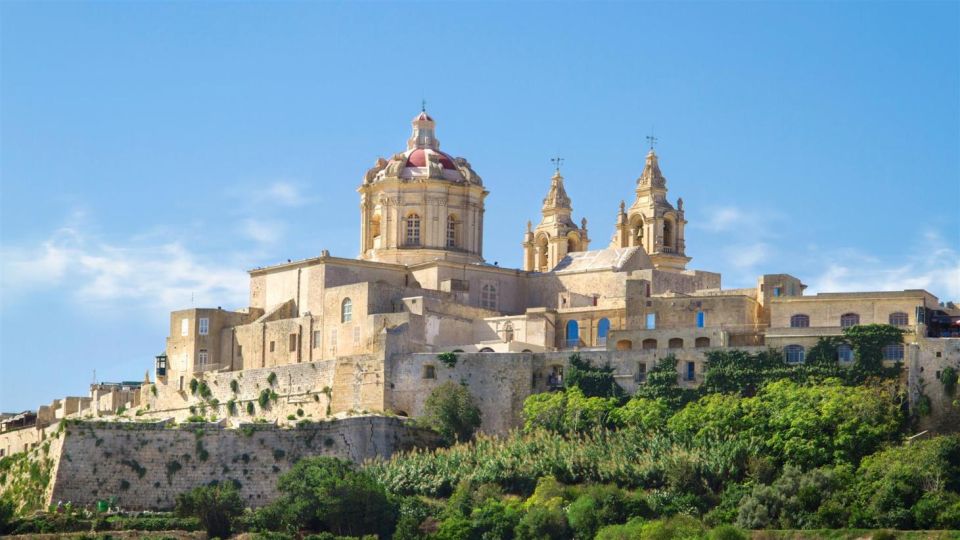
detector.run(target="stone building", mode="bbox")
[3,109,959,453]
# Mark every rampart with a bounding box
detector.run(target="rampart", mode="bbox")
[0,416,438,512]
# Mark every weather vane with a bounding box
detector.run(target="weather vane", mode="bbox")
[646,133,658,150]
[551,156,564,173]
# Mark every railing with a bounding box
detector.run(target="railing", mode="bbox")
[661,246,675,253]
[565,338,580,349]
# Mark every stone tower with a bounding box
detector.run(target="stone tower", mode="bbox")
[522,168,589,272]
[611,149,690,270]
[358,110,487,266]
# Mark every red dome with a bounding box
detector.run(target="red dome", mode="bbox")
[406,148,457,170]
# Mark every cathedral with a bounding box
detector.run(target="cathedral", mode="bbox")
[4,109,959,450]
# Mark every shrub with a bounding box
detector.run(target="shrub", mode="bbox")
[942,367,958,397]
[230,379,240,393]
[707,524,748,540]
[270,456,397,537]
[566,484,633,540]
[515,503,569,540]
[175,481,244,539]
[189,379,199,395]
[595,517,646,540]
[0,498,14,535]
[268,372,278,385]
[438,352,458,368]
[197,381,212,400]
[420,381,482,445]
[565,354,625,399]
[247,402,255,415]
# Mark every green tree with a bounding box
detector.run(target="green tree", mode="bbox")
[565,354,625,398]
[634,355,697,409]
[272,456,397,537]
[609,397,671,431]
[848,434,960,529]
[843,324,905,381]
[174,481,244,539]
[421,381,483,445]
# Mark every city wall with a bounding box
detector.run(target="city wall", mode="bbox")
[0,416,438,512]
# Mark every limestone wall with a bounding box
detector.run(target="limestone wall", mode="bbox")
[1,417,436,512]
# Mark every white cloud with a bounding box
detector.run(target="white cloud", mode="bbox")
[241,219,284,245]
[245,181,315,208]
[702,207,746,232]
[1,225,249,314]
[805,232,960,301]
[725,242,771,269]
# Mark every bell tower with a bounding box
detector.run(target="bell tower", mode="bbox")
[523,162,589,272]
[611,146,690,270]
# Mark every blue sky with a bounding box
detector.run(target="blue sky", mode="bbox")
[1,1,958,411]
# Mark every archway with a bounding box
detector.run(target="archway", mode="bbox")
[565,320,579,348]
[642,338,657,350]
[616,340,633,351]
[597,318,611,347]
[535,234,550,272]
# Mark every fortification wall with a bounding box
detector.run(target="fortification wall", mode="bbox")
[19,417,436,512]
[140,356,386,426]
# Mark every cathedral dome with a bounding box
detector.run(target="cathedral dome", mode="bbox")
[405,148,457,170]
[362,110,483,186]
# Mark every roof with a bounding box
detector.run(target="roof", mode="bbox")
[551,247,652,274]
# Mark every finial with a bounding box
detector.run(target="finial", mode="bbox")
[527,220,532,232]
[421,99,427,113]
[551,156,564,173]
[581,217,588,229]
[620,200,626,213]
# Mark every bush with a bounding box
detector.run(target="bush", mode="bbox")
[175,481,244,539]
[595,517,646,540]
[420,381,482,445]
[270,456,396,537]
[565,354,625,399]
[0,498,14,535]
[707,524,747,540]
[565,484,633,540]
[514,503,569,540]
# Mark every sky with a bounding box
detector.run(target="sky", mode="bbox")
[1,1,958,412]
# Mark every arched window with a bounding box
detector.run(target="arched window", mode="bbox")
[616,340,633,351]
[663,219,674,250]
[790,314,810,328]
[371,215,381,238]
[597,318,611,347]
[784,345,805,364]
[567,233,581,254]
[535,234,549,272]
[889,312,909,326]
[341,298,352,323]
[481,283,498,309]
[642,338,657,350]
[668,338,684,349]
[838,344,853,363]
[840,313,860,328]
[630,216,644,247]
[882,343,904,361]
[565,320,579,348]
[406,213,421,246]
[695,337,710,348]
[446,215,457,248]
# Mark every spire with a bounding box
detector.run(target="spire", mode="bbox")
[542,169,572,211]
[407,108,439,150]
[637,149,666,188]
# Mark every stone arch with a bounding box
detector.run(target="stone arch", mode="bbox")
[663,217,675,251]
[597,318,611,346]
[629,214,644,247]
[642,338,657,350]
[616,339,633,351]
[694,337,710,348]
[535,233,550,272]
[567,231,581,254]
[479,347,494,353]
[565,320,580,348]
[668,337,683,349]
